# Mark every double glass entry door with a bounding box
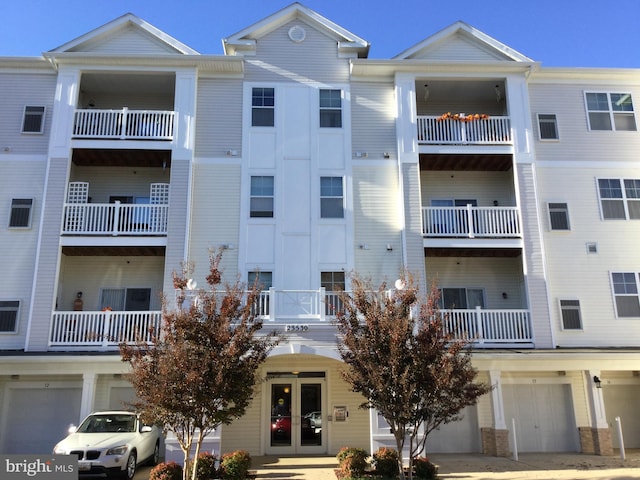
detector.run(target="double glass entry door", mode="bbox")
[267,372,325,454]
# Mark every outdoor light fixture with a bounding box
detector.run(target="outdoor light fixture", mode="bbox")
[593,376,602,388]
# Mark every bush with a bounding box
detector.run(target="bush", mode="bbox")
[220,450,251,480]
[190,452,218,480]
[149,461,183,480]
[372,447,399,478]
[413,457,438,480]
[336,447,368,478]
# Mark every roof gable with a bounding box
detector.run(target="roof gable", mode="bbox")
[394,21,532,62]
[49,13,198,55]
[223,2,369,58]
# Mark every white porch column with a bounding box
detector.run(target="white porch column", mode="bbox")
[79,372,98,422]
[587,370,608,429]
[489,370,506,429]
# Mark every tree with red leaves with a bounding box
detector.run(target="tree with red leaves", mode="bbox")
[335,273,491,480]
[120,250,281,480]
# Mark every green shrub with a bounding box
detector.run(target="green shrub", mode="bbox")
[149,461,183,480]
[336,447,368,478]
[220,450,251,480]
[413,456,438,480]
[189,452,218,480]
[372,447,399,478]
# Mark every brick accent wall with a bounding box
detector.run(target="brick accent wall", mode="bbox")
[481,428,510,457]
[579,427,613,455]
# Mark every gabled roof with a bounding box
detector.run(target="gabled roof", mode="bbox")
[394,21,533,62]
[49,13,199,55]
[223,2,369,58]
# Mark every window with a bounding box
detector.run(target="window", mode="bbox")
[319,89,342,127]
[585,92,636,131]
[100,288,151,311]
[438,288,485,309]
[248,272,272,317]
[320,177,344,218]
[597,178,640,219]
[252,87,275,127]
[322,271,345,315]
[537,114,559,140]
[560,300,582,330]
[248,271,273,289]
[9,198,33,228]
[250,176,274,218]
[0,301,19,333]
[548,202,570,230]
[21,106,45,133]
[611,273,640,317]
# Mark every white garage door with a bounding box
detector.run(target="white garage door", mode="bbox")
[503,384,579,452]
[603,385,640,448]
[2,385,81,454]
[425,405,480,453]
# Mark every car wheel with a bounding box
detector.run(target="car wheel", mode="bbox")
[149,442,160,466]
[121,451,136,480]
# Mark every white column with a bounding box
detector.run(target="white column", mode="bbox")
[79,372,98,422]
[489,370,506,429]
[587,370,608,428]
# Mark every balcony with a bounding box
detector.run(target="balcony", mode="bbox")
[62,202,169,236]
[442,307,532,346]
[422,206,520,238]
[417,115,511,145]
[73,108,174,140]
[49,311,162,351]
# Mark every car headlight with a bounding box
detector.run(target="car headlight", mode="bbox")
[53,445,66,455]
[106,445,128,456]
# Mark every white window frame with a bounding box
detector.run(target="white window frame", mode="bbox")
[0,300,20,333]
[8,198,34,228]
[596,178,640,220]
[250,175,275,218]
[610,272,640,318]
[558,299,583,330]
[438,287,485,309]
[585,92,637,131]
[251,87,275,127]
[320,176,344,219]
[547,202,570,230]
[319,89,342,128]
[537,113,559,140]
[21,106,46,134]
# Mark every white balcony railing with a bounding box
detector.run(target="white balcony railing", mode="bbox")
[417,115,511,145]
[62,202,169,235]
[49,311,162,350]
[73,108,174,140]
[422,206,520,238]
[441,307,532,344]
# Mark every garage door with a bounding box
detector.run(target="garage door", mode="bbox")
[503,384,579,452]
[2,385,81,454]
[425,405,480,453]
[603,385,640,448]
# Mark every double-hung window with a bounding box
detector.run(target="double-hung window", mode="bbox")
[537,114,559,140]
[548,202,570,230]
[559,299,582,330]
[585,92,636,131]
[9,198,33,228]
[252,87,275,127]
[319,89,342,128]
[0,301,20,333]
[320,177,344,218]
[597,178,640,219]
[22,106,45,134]
[611,272,640,317]
[250,176,274,218]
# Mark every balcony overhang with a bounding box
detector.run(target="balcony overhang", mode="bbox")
[61,244,166,256]
[425,245,522,257]
[420,152,512,171]
[72,148,171,168]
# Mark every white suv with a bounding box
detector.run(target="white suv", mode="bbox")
[53,411,161,480]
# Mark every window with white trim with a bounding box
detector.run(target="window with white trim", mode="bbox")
[21,106,45,134]
[537,114,559,140]
[250,176,274,218]
[597,178,640,219]
[9,198,33,228]
[611,272,640,317]
[252,87,275,127]
[0,301,20,333]
[248,271,272,289]
[548,202,570,230]
[585,92,636,131]
[100,288,151,311]
[320,176,344,218]
[319,89,342,128]
[559,299,582,330]
[438,288,485,309]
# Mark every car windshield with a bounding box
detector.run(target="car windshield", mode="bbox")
[77,414,137,433]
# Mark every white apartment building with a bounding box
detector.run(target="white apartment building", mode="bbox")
[1,3,639,459]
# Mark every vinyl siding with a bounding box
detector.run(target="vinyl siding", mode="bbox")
[69,166,169,202]
[69,26,181,54]
[407,35,510,62]
[195,78,243,157]
[421,170,516,206]
[78,92,174,110]
[351,81,397,160]
[0,72,56,155]
[244,20,350,85]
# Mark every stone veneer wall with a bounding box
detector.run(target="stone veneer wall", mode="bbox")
[578,427,613,456]
[481,428,510,457]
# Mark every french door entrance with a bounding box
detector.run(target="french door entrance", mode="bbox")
[266,372,325,455]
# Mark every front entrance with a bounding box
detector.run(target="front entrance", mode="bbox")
[266,372,325,455]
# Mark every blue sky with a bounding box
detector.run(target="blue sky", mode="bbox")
[2,0,639,68]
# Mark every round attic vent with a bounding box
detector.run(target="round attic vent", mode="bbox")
[288,25,306,43]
